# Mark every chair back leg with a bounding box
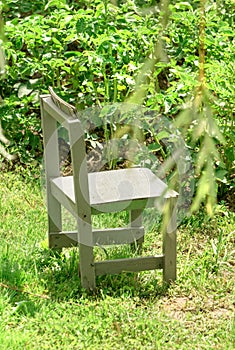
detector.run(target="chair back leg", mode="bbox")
[48,198,62,251]
[162,197,177,282]
[41,101,62,250]
[130,209,144,254]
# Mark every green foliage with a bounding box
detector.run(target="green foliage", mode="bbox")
[0,0,234,203]
[0,0,161,165]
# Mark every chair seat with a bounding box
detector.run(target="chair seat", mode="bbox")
[50,167,177,215]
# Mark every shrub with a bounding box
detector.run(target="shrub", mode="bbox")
[0,0,234,200]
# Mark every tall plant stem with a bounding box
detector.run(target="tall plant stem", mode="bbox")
[199,0,206,88]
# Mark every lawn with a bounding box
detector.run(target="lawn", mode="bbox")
[0,171,234,349]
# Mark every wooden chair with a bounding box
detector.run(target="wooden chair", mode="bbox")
[40,88,178,291]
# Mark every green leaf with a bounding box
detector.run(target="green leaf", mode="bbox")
[76,18,86,34]
[18,85,33,98]
[45,0,70,11]
[215,169,227,184]
[148,143,161,152]
[156,130,170,140]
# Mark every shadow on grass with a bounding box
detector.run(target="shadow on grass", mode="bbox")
[0,258,44,317]
[0,257,25,289]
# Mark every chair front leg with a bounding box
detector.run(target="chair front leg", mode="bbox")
[78,220,96,291]
[79,244,96,291]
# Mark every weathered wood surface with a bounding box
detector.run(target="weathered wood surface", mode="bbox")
[40,89,178,290]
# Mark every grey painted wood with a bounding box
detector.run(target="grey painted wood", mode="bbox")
[130,209,144,253]
[49,86,77,118]
[50,169,177,215]
[50,179,77,216]
[40,96,62,248]
[68,106,96,290]
[49,231,78,248]
[95,256,163,275]
[40,88,178,291]
[42,96,74,129]
[162,197,177,282]
[94,227,145,246]
[79,244,96,290]
[48,227,145,248]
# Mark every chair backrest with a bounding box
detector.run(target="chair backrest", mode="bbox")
[41,88,92,223]
[48,87,78,119]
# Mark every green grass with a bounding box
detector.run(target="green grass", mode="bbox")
[0,171,234,349]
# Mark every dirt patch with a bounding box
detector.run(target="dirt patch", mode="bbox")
[161,295,233,322]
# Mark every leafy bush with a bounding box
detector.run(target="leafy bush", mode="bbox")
[1,1,161,166]
[0,0,234,200]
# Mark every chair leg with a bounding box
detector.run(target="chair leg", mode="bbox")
[162,198,177,282]
[78,221,96,290]
[79,244,96,291]
[48,196,62,252]
[130,209,144,254]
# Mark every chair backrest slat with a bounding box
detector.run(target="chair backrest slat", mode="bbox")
[41,88,91,215]
[49,87,77,118]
